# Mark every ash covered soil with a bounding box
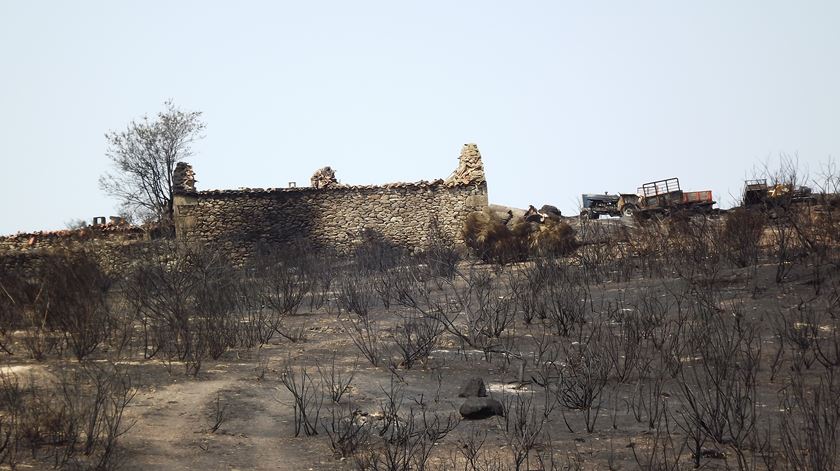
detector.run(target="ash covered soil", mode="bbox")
[2,212,839,470]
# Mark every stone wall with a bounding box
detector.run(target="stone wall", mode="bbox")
[0,225,152,277]
[173,144,490,262]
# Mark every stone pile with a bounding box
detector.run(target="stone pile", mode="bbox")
[445,143,486,187]
[310,166,341,189]
[173,162,196,193]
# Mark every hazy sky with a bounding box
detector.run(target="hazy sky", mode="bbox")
[1,1,838,235]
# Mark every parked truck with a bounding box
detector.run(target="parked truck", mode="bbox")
[742,179,813,209]
[631,177,715,217]
[580,177,714,220]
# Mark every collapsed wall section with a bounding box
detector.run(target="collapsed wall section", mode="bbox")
[173,144,489,262]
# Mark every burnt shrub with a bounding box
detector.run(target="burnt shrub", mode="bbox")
[44,251,114,361]
[278,361,323,437]
[720,208,766,268]
[0,363,135,470]
[391,314,445,369]
[420,215,461,279]
[665,213,723,282]
[0,269,28,355]
[779,369,840,471]
[0,251,113,361]
[124,241,240,375]
[321,403,369,459]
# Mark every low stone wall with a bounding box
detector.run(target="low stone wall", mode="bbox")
[173,144,490,263]
[0,226,152,277]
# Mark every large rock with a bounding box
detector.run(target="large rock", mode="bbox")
[458,377,487,398]
[459,397,505,420]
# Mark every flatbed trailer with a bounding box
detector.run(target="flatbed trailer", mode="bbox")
[634,178,715,217]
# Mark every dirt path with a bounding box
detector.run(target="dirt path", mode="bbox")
[119,353,350,470]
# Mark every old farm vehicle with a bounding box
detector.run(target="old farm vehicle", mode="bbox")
[742,179,814,209]
[626,177,715,218]
[580,178,714,219]
[580,193,638,219]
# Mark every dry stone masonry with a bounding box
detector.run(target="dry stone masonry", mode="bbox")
[173,162,196,193]
[310,166,341,189]
[0,224,150,276]
[445,143,485,187]
[173,144,489,262]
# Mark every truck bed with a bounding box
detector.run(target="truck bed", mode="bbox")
[682,190,714,205]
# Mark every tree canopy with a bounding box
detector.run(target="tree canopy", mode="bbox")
[99,101,205,226]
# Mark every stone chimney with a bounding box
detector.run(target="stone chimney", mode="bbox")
[173,162,196,193]
[445,143,486,186]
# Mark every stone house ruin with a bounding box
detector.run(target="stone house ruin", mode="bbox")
[172,144,489,261]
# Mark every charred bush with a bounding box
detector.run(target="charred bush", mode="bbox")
[420,216,461,280]
[675,303,762,469]
[252,243,314,319]
[555,341,611,433]
[498,394,548,471]
[41,252,113,361]
[574,219,631,283]
[337,275,377,318]
[412,268,518,356]
[542,267,590,338]
[342,311,383,367]
[779,369,840,471]
[317,351,357,403]
[534,331,610,434]
[124,241,240,375]
[772,301,821,371]
[322,404,370,459]
[207,392,228,433]
[721,208,766,268]
[0,363,135,470]
[391,315,444,369]
[356,374,459,471]
[665,213,723,282]
[0,273,28,355]
[278,361,323,437]
[0,251,112,361]
[192,251,240,359]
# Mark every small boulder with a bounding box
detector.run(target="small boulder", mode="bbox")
[458,377,487,398]
[459,397,505,420]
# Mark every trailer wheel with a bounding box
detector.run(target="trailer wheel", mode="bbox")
[621,205,637,218]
